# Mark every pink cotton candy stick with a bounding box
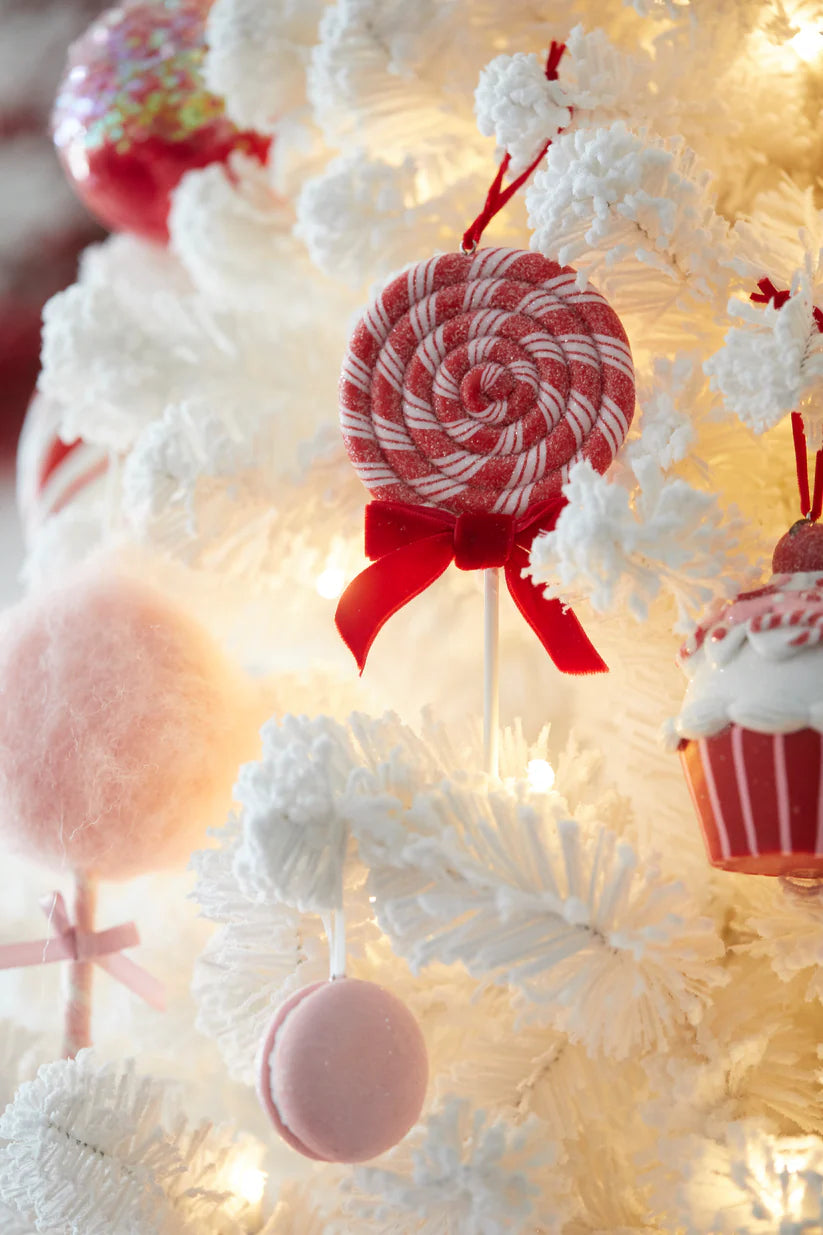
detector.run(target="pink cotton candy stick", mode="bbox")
[62,873,97,1059]
[0,555,261,1053]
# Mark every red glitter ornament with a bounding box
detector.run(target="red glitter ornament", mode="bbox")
[51,0,270,243]
[773,519,823,574]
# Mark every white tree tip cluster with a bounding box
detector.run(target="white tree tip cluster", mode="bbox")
[350,1098,572,1234]
[0,1052,261,1235]
[707,264,823,444]
[474,52,571,172]
[526,122,734,311]
[528,459,750,631]
[205,0,325,130]
[295,153,440,284]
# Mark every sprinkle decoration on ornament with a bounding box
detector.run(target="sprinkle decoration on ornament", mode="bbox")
[257,978,428,1164]
[51,0,270,242]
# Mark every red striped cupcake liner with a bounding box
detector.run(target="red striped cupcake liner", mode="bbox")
[679,726,823,876]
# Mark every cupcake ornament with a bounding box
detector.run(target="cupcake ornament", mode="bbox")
[672,277,823,878]
[671,526,823,877]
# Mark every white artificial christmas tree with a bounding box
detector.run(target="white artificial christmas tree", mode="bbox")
[5,1,823,1232]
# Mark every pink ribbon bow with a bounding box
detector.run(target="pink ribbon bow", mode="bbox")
[0,892,165,1010]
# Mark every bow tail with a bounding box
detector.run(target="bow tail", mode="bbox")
[505,548,608,675]
[335,534,455,673]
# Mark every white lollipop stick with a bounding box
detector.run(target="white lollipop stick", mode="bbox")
[484,568,501,779]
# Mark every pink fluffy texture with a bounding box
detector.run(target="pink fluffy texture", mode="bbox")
[0,562,259,880]
[259,978,428,1163]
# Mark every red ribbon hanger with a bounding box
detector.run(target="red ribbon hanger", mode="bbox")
[751,277,823,520]
[335,498,607,675]
[461,41,569,255]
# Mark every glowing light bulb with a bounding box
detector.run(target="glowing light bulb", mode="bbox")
[746,1137,821,1225]
[790,23,823,62]
[227,1160,266,1206]
[527,759,556,793]
[315,565,347,600]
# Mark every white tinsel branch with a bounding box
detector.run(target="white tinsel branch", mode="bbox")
[705,258,823,443]
[356,780,726,1058]
[526,121,735,313]
[346,1098,572,1235]
[0,1053,260,1235]
[528,458,751,631]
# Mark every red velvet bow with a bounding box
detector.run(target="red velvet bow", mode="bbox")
[335,499,607,675]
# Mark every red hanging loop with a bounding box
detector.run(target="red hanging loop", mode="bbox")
[750,277,791,310]
[791,411,812,516]
[811,450,823,522]
[751,279,823,521]
[461,41,569,255]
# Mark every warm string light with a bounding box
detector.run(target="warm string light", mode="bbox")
[315,564,347,600]
[746,1137,822,1227]
[225,1158,267,1207]
[526,758,556,793]
[749,12,823,69]
[790,22,823,62]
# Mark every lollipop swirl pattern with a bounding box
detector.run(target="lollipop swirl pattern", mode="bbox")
[340,247,635,516]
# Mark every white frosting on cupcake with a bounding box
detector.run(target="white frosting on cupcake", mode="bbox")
[668,572,823,745]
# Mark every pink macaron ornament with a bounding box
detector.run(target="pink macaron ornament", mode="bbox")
[258,978,428,1163]
[257,920,428,1164]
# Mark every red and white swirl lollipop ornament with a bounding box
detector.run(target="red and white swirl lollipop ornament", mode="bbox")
[257,910,428,1163]
[334,44,635,773]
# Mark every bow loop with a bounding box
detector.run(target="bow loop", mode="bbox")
[365,501,450,560]
[0,891,164,1011]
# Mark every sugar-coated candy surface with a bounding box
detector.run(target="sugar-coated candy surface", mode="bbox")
[339,247,635,516]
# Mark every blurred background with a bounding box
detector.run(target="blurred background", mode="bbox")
[0,0,107,603]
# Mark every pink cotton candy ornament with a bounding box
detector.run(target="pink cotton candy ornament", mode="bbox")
[0,559,259,881]
[257,978,428,1163]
